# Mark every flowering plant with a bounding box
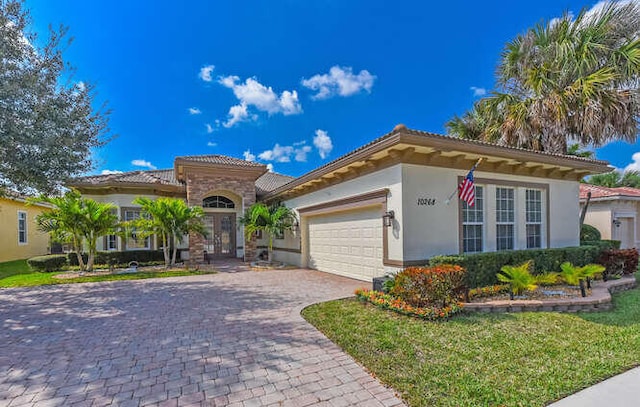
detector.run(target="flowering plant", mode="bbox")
[391,264,467,307]
[355,288,464,321]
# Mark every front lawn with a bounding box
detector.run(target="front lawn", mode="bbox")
[302,289,640,407]
[0,259,215,288]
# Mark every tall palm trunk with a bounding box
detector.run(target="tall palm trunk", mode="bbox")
[161,232,171,268]
[73,235,86,271]
[171,234,179,266]
[86,235,97,272]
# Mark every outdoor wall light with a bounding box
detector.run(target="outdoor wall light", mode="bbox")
[292,219,300,232]
[613,218,622,228]
[382,210,395,227]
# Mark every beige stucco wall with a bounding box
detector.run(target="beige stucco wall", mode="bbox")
[280,164,403,273]
[0,198,50,262]
[582,199,640,247]
[401,164,580,260]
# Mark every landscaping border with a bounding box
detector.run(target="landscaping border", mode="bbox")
[463,276,637,313]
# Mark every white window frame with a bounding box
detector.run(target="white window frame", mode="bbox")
[495,187,515,251]
[525,189,543,249]
[106,234,118,251]
[18,210,27,245]
[462,185,484,253]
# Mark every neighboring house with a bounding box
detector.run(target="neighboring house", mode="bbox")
[0,194,51,262]
[69,125,610,281]
[580,183,640,249]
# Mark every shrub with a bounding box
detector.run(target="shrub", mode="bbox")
[67,250,168,266]
[598,248,639,279]
[581,240,621,250]
[580,224,602,242]
[355,289,464,320]
[27,255,68,272]
[559,262,605,297]
[390,265,466,308]
[497,261,538,298]
[430,245,605,288]
[468,284,510,300]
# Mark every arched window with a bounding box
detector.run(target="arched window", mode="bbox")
[203,196,235,209]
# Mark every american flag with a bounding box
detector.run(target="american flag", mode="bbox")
[458,165,477,207]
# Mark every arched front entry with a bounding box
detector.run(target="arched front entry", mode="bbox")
[202,192,241,259]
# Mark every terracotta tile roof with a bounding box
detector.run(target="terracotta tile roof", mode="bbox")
[255,172,295,198]
[70,167,295,197]
[175,154,265,168]
[579,183,640,200]
[71,169,183,187]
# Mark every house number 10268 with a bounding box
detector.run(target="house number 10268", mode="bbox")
[417,198,436,206]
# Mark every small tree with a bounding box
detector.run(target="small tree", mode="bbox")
[133,197,205,267]
[238,203,297,262]
[31,190,118,272]
[31,190,86,270]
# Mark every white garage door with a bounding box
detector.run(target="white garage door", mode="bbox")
[307,206,384,281]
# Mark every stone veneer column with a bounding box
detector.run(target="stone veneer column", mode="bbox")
[185,172,259,263]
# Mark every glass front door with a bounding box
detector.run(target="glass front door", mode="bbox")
[204,213,236,258]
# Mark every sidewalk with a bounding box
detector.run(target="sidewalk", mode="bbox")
[549,367,640,406]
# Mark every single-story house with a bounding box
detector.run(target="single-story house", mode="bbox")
[580,183,640,249]
[0,193,51,263]
[69,125,611,281]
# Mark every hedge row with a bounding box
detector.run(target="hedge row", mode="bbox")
[67,250,168,266]
[428,242,620,288]
[27,255,68,272]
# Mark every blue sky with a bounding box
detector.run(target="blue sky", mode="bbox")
[26,0,633,176]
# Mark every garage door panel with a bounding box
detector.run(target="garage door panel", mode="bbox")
[307,207,384,281]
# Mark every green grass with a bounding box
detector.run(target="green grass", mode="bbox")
[0,259,215,288]
[302,290,640,407]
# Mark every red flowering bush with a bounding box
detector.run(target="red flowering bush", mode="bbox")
[390,265,467,307]
[598,248,639,279]
[355,289,464,320]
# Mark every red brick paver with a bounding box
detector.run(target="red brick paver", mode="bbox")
[0,269,405,406]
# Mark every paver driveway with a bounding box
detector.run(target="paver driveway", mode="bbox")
[0,268,405,407]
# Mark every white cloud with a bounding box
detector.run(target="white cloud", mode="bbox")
[295,145,312,162]
[199,65,215,82]
[205,123,215,133]
[258,143,312,163]
[243,149,256,162]
[188,107,202,115]
[258,144,294,162]
[218,75,302,116]
[100,169,122,175]
[131,159,157,170]
[207,141,217,147]
[266,163,274,172]
[301,66,376,100]
[313,129,333,159]
[624,152,640,172]
[223,103,257,128]
[470,86,487,97]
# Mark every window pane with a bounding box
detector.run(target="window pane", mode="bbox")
[463,225,483,253]
[496,224,514,250]
[527,224,542,249]
[496,187,514,223]
[18,212,27,243]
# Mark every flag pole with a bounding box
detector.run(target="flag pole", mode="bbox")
[445,157,484,205]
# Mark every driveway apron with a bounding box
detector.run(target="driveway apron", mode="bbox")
[0,268,405,407]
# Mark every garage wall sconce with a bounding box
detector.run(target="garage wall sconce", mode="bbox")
[382,210,395,227]
[613,218,622,228]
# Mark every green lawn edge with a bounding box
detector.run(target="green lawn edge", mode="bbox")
[0,259,216,288]
[302,288,640,407]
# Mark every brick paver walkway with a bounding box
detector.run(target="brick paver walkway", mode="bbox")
[0,268,405,407]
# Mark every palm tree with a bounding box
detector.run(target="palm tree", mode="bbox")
[587,170,640,187]
[447,2,640,154]
[31,190,118,271]
[31,190,87,270]
[238,203,297,262]
[81,199,119,271]
[133,197,205,267]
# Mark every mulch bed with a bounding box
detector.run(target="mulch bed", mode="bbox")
[471,285,590,303]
